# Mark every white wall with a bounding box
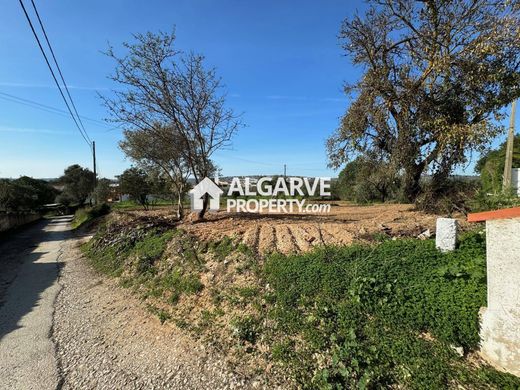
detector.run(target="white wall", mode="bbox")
[512,168,520,196]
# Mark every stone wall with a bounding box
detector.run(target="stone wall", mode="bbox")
[0,212,41,233]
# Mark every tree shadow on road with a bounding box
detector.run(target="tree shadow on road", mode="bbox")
[0,251,63,341]
[0,216,71,341]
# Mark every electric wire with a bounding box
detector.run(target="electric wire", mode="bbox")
[17,0,92,148]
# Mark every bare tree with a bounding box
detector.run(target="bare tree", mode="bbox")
[102,30,242,219]
[327,0,520,202]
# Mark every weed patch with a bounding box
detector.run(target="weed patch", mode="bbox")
[263,231,520,388]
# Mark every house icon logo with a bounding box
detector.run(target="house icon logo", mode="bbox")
[189,177,224,211]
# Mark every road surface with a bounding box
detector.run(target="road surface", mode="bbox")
[0,216,72,390]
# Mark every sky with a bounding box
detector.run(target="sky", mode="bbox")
[0,1,516,179]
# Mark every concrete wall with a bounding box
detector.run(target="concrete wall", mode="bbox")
[0,213,41,234]
[480,217,520,376]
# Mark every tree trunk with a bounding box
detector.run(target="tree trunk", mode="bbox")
[197,194,209,220]
[401,163,424,202]
[176,191,184,220]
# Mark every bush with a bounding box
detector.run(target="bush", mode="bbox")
[415,177,480,214]
[0,177,58,212]
[469,189,520,212]
[333,157,400,203]
[476,135,520,194]
[72,203,111,229]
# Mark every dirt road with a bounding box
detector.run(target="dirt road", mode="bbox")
[0,217,254,390]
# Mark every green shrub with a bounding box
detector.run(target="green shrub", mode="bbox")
[72,203,111,229]
[263,232,520,388]
[82,226,130,276]
[210,236,234,260]
[161,269,203,305]
[469,189,520,212]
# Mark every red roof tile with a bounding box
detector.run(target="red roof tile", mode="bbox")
[467,206,520,222]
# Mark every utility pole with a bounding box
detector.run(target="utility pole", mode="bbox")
[92,140,97,204]
[503,100,517,192]
[283,164,287,178]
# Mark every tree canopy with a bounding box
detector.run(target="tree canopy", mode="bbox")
[119,124,190,218]
[327,0,520,202]
[0,177,57,212]
[476,135,520,194]
[118,167,152,209]
[57,164,95,206]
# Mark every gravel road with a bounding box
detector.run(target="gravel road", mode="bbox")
[0,216,261,389]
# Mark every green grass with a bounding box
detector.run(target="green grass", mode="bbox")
[134,231,174,274]
[83,226,204,307]
[262,231,520,389]
[71,203,110,229]
[111,199,190,210]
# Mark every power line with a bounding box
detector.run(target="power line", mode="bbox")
[0,91,116,129]
[17,0,91,148]
[29,0,91,144]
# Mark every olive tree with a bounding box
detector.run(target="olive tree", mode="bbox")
[58,165,95,206]
[120,124,190,219]
[327,0,520,202]
[119,168,152,210]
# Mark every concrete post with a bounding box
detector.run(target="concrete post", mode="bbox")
[435,218,458,252]
[479,217,520,376]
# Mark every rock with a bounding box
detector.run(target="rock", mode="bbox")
[417,229,431,240]
[450,345,464,357]
[435,218,458,252]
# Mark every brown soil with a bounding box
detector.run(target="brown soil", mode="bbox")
[167,202,469,254]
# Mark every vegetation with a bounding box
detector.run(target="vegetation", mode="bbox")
[83,223,203,304]
[56,164,95,206]
[71,203,111,229]
[118,167,152,209]
[327,0,520,203]
[469,189,520,213]
[102,30,242,219]
[332,157,400,203]
[83,213,520,388]
[0,176,57,212]
[120,125,190,219]
[476,135,520,194]
[263,232,520,388]
[93,178,113,204]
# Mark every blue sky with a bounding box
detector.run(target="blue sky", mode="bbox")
[0,1,515,179]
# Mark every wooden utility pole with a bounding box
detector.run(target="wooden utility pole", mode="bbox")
[503,101,517,192]
[283,164,287,177]
[92,140,97,203]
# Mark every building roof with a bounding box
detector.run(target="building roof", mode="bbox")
[467,206,520,222]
